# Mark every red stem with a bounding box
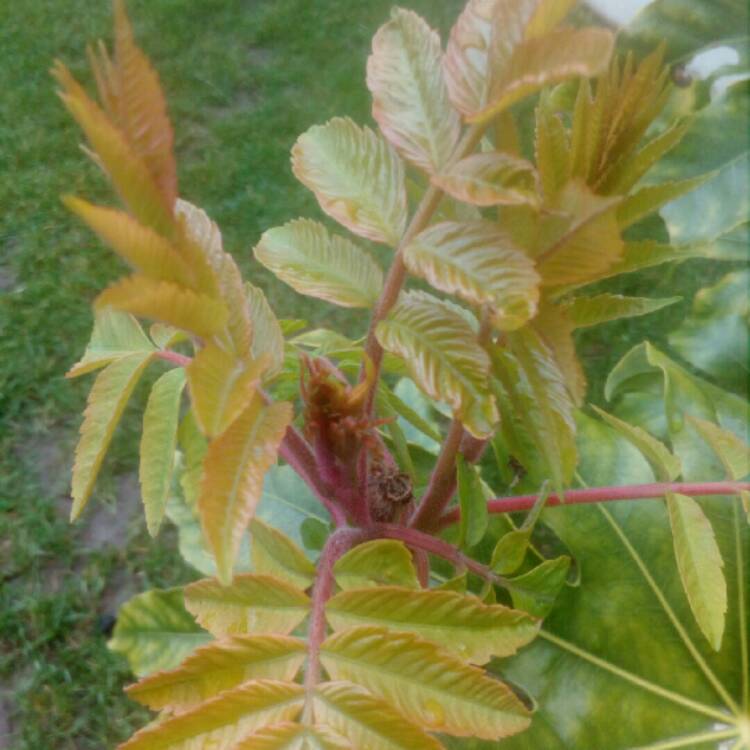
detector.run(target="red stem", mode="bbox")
[155,349,192,367]
[437,481,750,529]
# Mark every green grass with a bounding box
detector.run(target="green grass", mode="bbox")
[0,1,734,748]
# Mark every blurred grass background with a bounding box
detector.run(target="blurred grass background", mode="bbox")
[0,1,725,747]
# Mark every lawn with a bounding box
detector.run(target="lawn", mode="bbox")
[0,1,727,748]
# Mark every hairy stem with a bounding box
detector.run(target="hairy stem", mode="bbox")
[437,481,750,529]
[303,528,366,718]
[361,123,487,416]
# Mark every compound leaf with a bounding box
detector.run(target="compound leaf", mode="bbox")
[233,722,350,750]
[333,540,419,591]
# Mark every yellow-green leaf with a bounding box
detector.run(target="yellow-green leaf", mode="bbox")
[333,540,419,591]
[71,351,153,519]
[591,406,681,482]
[187,344,267,438]
[472,27,614,122]
[184,574,310,637]
[67,308,154,378]
[666,493,727,651]
[291,117,407,246]
[254,219,383,308]
[96,274,228,339]
[52,62,174,236]
[508,555,571,618]
[326,587,538,664]
[246,283,285,378]
[315,681,443,750]
[457,456,488,549]
[118,680,304,750]
[367,8,460,174]
[126,635,306,712]
[139,367,187,536]
[402,221,540,331]
[233,722,350,750]
[109,588,211,677]
[534,95,570,199]
[617,176,710,229]
[250,519,316,589]
[491,528,532,575]
[432,152,539,207]
[320,626,530,739]
[562,294,681,329]
[376,291,498,438]
[198,397,292,583]
[687,416,750,480]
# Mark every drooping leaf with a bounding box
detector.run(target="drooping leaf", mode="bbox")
[687,416,750,481]
[320,626,531,739]
[187,344,267,438]
[249,519,316,589]
[184,574,310,637]
[67,308,154,378]
[126,635,306,712]
[254,219,383,308]
[111,0,177,206]
[246,283,286,379]
[314,681,443,750]
[109,588,211,677]
[433,152,539,208]
[562,294,681,329]
[402,221,539,331]
[507,555,571,618]
[376,291,498,438]
[666,492,727,651]
[52,62,174,235]
[198,397,292,583]
[63,197,194,287]
[291,117,407,246]
[71,351,153,519]
[96,274,229,339]
[491,327,577,490]
[367,8,460,174]
[139,367,186,535]
[457,456,489,550]
[326,586,538,664]
[590,406,681,482]
[118,680,304,750]
[333,540,419,591]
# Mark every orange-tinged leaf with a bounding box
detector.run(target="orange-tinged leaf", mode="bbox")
[367,8,460,174]
[63,196,194,287]
[96,274,229,339]
[184,574,310,636]
[402,221,540,331]
[535,96,570,199]
[117,680,304,750]
[112,0,177,206]
[187,344,268,438]
[534,181,623,287]
[126,635,306,712]
[52,62,174,235]
[471,27,614,122]
[67,308,154,378]
[198,397,292,583]
[71,352,153,519]
[315,681,443,750]
[432,152,539,207]
[320,626,531,740]
[291,117,407,246]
